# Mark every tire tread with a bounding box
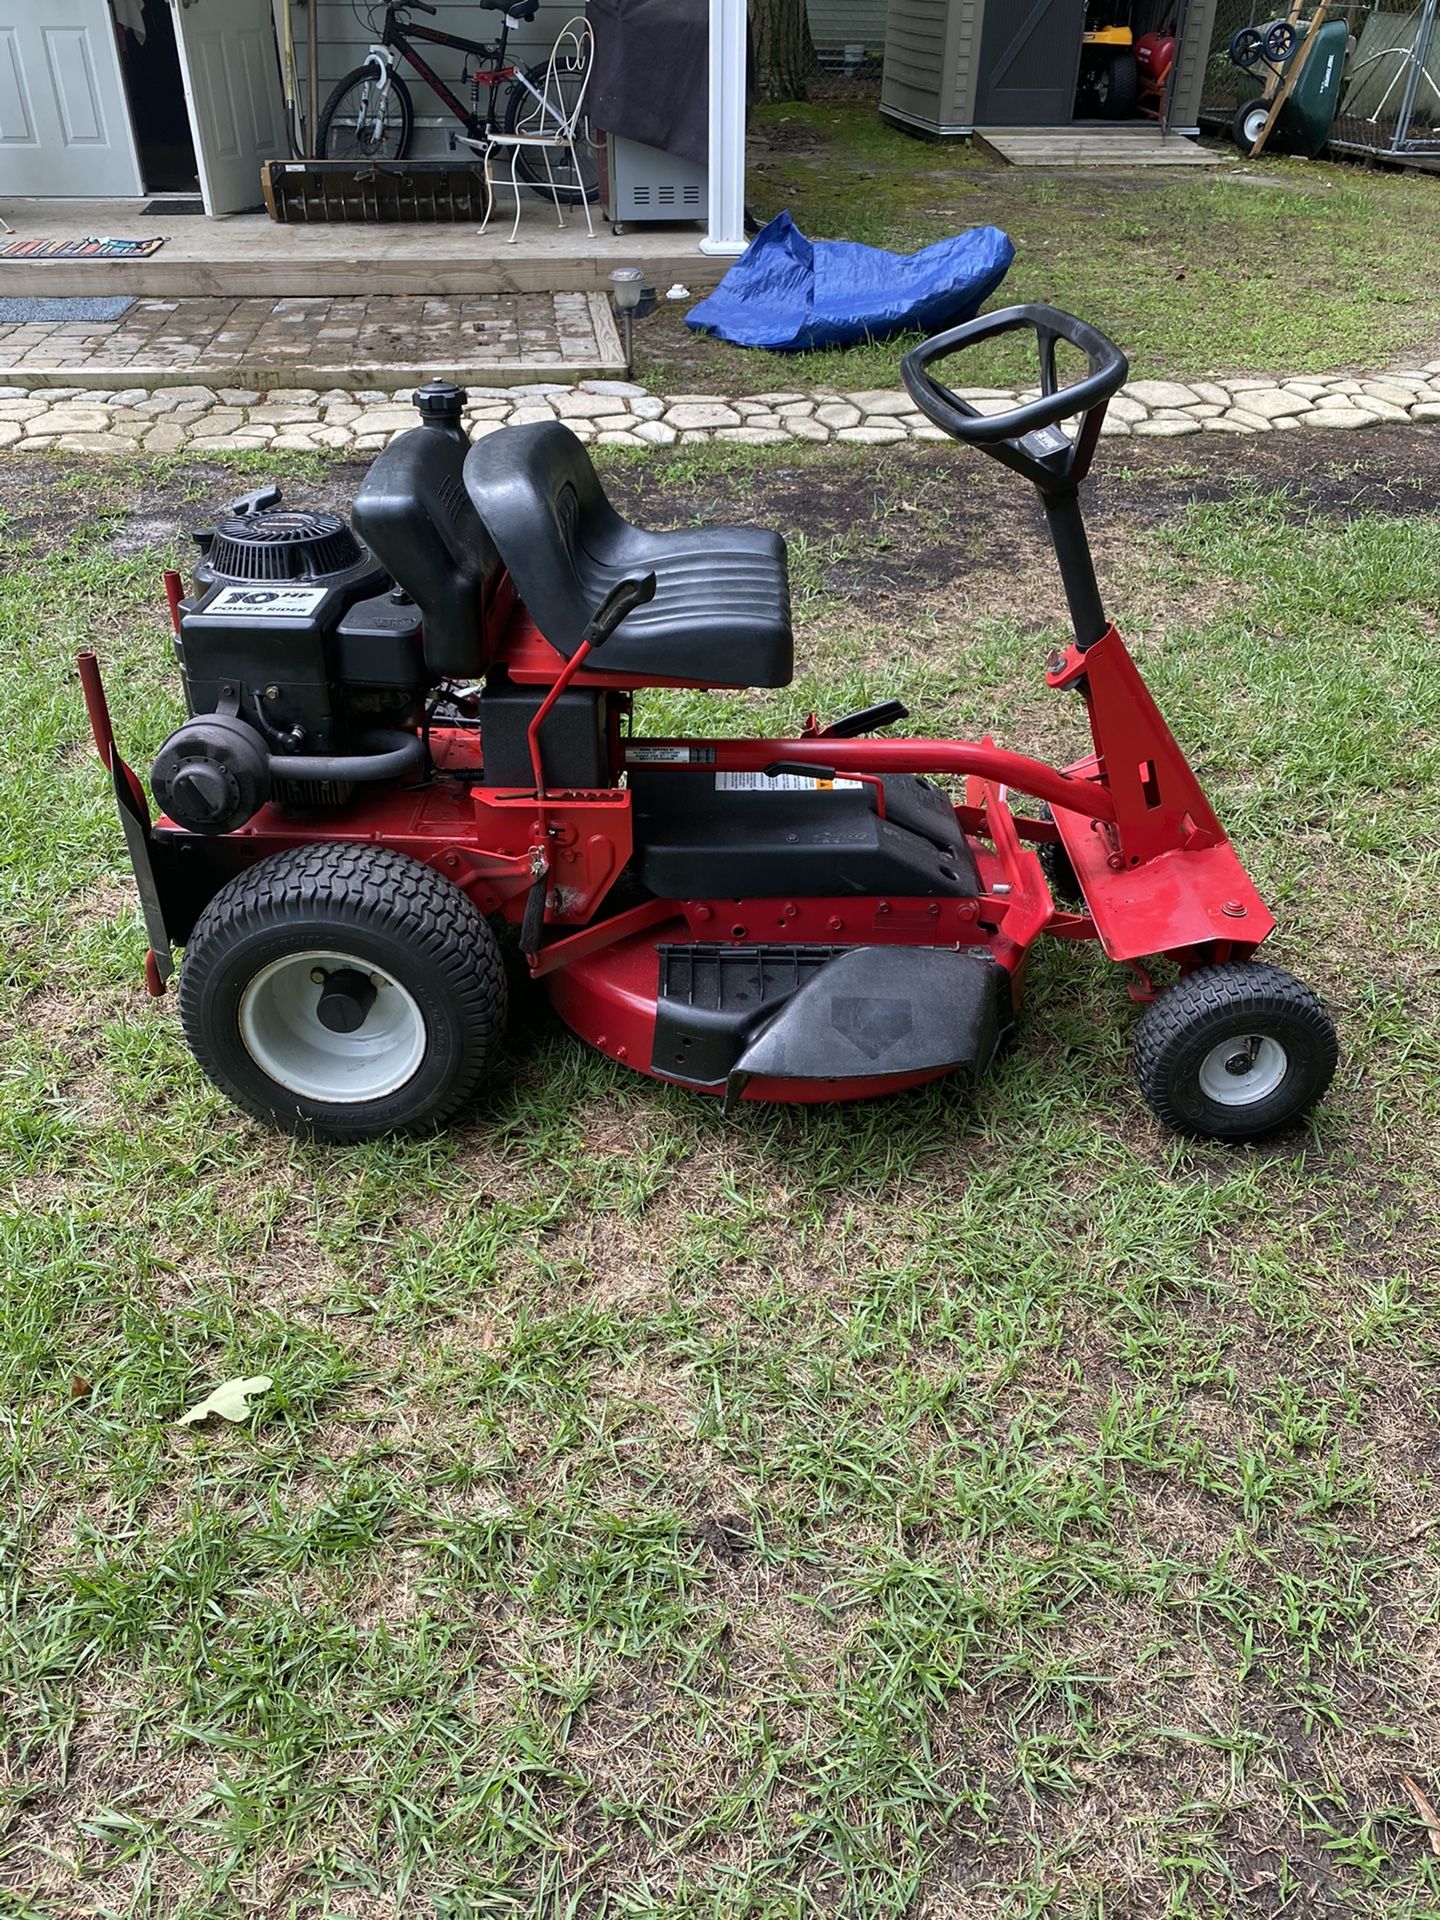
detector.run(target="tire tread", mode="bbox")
[179,844,505,1136]
[1133,961,1338,1141]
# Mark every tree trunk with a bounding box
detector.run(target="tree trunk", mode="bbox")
[750,0,813,104]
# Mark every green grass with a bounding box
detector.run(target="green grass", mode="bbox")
[638,104,1440,396]
[3,445,1440,1916]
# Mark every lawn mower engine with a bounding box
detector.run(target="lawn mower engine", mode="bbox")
[150,485,429,835]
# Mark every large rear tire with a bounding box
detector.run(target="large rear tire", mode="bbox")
[179,844,506,1139]
[1095,51,1139,120]
[1132,963,1337,1142]
[317,66,414,161]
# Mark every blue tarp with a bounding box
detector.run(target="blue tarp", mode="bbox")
[685,212,1014,353]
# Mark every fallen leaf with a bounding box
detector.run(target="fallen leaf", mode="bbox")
[176,1376,273,1427]
[1402,1775,1440,1857]
[70,1374,91,1401]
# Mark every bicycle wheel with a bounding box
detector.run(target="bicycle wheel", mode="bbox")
[317,66,414,161]
[502,60,598,203]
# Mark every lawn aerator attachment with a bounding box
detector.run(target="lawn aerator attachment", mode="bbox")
[82,307,1338,1142]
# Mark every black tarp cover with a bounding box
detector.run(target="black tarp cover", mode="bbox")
[586,0,709,167]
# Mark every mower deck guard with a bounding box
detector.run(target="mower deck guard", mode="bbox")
[651,943,1008,1096]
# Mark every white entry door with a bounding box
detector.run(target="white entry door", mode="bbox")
[169,0,283,214]
[0,2,143,197]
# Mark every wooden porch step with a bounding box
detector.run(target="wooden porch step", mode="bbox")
[0,200,726,299]
[975,127,1229,168]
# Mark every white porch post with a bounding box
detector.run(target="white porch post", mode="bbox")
[701,0,747,256]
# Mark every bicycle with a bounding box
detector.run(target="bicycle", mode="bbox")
[316,0,598,204]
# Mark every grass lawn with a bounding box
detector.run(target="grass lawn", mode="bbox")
[637,105,1440,398]
[4,427,1440,1916]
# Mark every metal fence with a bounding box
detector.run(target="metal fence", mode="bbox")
[1201,0,1440,160]
[803,0,887,100]
[1331,0,1440,158]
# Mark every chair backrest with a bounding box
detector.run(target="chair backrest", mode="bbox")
[525,16,594,140]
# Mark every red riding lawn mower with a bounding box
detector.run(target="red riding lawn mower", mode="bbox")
[83,306,1339,1143]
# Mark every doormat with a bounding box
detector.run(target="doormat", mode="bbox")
[0,296,135,323]
[141,198,204,215]
[0,236,165,260]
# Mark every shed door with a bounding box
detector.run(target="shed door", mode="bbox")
[973,0,1087,126]
[0,2,143,197]
[168,0,283,214]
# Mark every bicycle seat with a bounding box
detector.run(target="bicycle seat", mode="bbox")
[479,0,539,15]
[463,423,793,688]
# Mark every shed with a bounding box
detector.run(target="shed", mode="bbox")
[881,0,1219,139]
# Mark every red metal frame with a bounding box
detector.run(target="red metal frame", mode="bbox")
[79,572,1275,1102]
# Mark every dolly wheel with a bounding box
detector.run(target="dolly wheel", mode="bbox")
[1132,963,1338,1143]
[179,844,507,1140]
[1232,98,1272,155]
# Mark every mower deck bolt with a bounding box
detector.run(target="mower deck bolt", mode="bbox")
[263,685,280,700]
[1222,900,1247,917]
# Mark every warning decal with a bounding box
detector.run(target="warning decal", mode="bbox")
[716,770,864,792]
[626,745,714,765]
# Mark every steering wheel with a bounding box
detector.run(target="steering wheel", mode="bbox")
[900,304,1129,492]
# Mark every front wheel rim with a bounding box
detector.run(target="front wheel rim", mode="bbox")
[238,949,427,1103]
[1197,1033,1288,1108]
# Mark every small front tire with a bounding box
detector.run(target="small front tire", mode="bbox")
[179,844,506,1139]
[1034,801,1083,909]
[1133,962,1337,1142]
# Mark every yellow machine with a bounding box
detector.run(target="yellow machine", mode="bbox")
[1079,5,1140,116]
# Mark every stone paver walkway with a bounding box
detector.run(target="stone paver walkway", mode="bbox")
[0,293,621,387]
[2,362,1440,456]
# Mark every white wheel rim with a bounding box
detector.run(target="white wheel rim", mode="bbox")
[1198,1032,1288,1108]
[1245,109,1268,143]
[238,949,427,1104]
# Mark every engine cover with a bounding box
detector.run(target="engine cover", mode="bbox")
[173,491,423,762]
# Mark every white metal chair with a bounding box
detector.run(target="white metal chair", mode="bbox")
[479,16,595,245]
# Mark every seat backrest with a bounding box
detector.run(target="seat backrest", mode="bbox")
[352,418,503,678]
[515,15,594,138]
[461,420,626,656]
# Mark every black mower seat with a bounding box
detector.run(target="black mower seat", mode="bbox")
[462,422,793,688]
